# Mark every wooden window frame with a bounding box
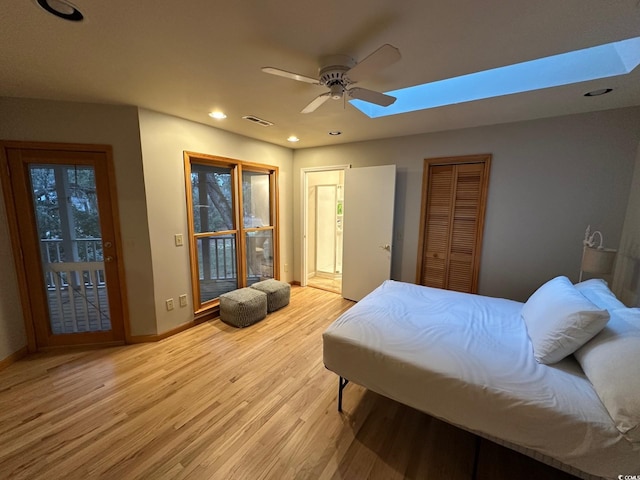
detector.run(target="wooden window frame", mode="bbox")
[416,154,491,293]
[183,152,279,315]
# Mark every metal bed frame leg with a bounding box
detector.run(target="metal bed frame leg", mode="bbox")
[472,435,481,480]
[338,376,349,412]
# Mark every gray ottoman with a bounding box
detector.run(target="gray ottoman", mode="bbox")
[250,279,290,313]
[219,287,267,328]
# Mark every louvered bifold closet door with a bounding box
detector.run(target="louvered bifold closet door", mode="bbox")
[421,165,454,288]
[448,163,484,292]
[417,155,490,294]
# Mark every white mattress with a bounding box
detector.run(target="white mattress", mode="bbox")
[322,280,640,480]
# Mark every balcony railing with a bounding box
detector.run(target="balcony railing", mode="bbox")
[199,234,273,281]
[200,235,237,281]
[41,237,105,289]
[40,238,110,334]
[39,235,274,325]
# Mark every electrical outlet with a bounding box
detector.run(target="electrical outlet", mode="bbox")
[175,234,184,246]
[179,294,188,307]
[284,263,289,273]
[166,298,174,311]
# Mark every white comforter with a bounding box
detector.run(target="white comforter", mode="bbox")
[322,280,640,480]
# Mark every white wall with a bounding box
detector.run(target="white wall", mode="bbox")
[0,99,294,359]
[0,98,157,358]
[293,107,640,302]
[1,98,636,360]
[137,109,294,334]
[613,141,640,306]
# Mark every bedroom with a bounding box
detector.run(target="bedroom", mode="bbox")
[1,1,640,478]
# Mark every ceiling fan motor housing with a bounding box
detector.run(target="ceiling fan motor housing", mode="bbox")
[318,54,356,97]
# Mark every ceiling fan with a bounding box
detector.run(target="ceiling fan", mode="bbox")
[262,44,401,114]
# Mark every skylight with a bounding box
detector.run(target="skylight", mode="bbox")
[351,36,640,118]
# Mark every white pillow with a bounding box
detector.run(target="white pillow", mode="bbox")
[521,276,610,364]
[574,308,640,443]
[574,278,626,311]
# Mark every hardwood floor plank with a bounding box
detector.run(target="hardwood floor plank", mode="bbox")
[0,286,580,480]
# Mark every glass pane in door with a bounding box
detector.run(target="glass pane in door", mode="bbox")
[243,170,273,286]
[242,171,271,228]
[197,235,237,302]
[191,164,234,233]
[245,230,273,286]
[30,164,111,334]
[190,163,237,303]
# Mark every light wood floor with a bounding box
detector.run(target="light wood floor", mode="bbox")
[307,274,342,294]
[0,286,578,480]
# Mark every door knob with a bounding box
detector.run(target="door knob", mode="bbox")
[105,256,114,262]
[104,241,112,248]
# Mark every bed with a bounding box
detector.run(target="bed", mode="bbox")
[322,278,640,480]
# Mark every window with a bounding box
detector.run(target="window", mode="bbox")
[184,152,279,314]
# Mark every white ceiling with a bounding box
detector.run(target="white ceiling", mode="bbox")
[1,0,639,149]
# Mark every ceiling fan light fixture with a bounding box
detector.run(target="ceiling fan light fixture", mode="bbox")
[208,111,227,119]
[328,131,342,136]
[35,0,83,21]
[329,84,344,100]
[287,136,300,143]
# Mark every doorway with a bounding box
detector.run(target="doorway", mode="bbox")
[1,142,127,350]
[302,166,348,294]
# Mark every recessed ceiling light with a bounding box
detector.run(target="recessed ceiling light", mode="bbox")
[208,111,227,119]
[328,131,342,136]
[287,136,300,142]
[36,0,83,21]
[584,88,613,97]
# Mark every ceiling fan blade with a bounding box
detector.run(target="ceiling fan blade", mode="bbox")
[345,44,401,82]
[348,87,396,107]
[301,92,331,113]
[261,67,320,84]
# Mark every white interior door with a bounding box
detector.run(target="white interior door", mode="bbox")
[342,165,396,301]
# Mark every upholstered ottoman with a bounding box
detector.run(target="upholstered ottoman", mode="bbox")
[219,287,267,328]
[250,279,290,313]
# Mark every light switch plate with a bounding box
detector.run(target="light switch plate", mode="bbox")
[175,234,184,246]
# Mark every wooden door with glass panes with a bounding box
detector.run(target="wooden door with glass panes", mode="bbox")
[1,143,126,348]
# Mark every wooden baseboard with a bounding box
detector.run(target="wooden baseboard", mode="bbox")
[126,284,307,345]
[127,320,196,344]
[37,341,125,353]
[0,346,28,372]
